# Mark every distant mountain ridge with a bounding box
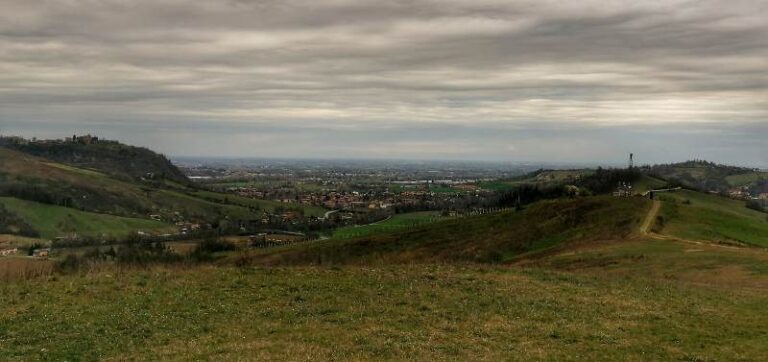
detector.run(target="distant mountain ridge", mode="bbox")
[0,135,190,185]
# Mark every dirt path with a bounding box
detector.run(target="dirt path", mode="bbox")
[640,200,748,250]
[640,200,661,234]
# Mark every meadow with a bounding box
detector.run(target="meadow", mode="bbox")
[655,190,768,246]
[1,259,766,361]
[1,194,767,360]
[331,211,444,239]
[725,171,768,187]
[0,197,175,240]
[190,190,328,218]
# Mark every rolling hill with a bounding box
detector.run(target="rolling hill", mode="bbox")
[0,197,175,240]
[0,147,252,222]
[0,137,190,185]
[0,143,327,241]
[649,160,761,192]
[247,196,652,265]
[653,189,768,247]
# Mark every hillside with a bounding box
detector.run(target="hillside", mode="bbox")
[649,160,758,192]
[0,197,175,240]
[653,189,768,247]
[0,137,190,185]
[248,196,651,265]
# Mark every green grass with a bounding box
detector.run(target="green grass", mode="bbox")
[632,174,667,194]
[726,172,768,187]
[1,261,766,360]
[331,211,444,239]
[190,190,328,217]
[41,162,106,177]
[253,196,651,265]
[538,237,768,284]
[0,148,266,222]
[476,180,523,191]
[0,197,174,239]
[656,190,768,246]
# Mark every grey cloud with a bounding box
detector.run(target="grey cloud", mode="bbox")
[0,0,766,164]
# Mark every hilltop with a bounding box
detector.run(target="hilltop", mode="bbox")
[649,160,766,192]
[0,135,190,185]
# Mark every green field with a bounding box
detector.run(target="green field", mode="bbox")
[2,254,767,360]
[258,197,651,265]
[632,174,667,194]
[191,190,327,218]
[0,197,174,240]
[655,190,768,246]
[0,148,267,222]
[331,211,444,239]
[2,192,768,360]
[726,171,768,187]
[476,180,520,191]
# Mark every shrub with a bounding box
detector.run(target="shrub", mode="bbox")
[190,238,238,262]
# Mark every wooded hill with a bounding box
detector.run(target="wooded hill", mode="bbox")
[0,136,190,185]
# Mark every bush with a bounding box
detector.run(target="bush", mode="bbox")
[746,200,766,213]
[190,238,238,262]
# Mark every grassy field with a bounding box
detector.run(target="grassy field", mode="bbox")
[0,148,269,222]
[726,171,768,187]
[1,258,767,360]
[0,197,175,240]
[631,174,667,194]
[191,190,327,218]
[253,197,651,265]
[331,211,444,239]
[2,193,768,359]
[0,257,54,281]
[655,190,768,246]
[532,237,768,286]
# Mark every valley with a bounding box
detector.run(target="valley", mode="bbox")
[1,136,767,360]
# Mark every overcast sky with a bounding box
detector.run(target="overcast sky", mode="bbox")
[1,0,766,166]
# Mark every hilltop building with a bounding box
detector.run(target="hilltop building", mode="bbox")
[72,134,99,144]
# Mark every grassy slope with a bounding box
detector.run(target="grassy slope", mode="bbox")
[250,196,651,265]
[0,197,174,239]
[0,147,262,222]
[3,194,768,359]
[632,174,667,194]
[332,211,443,239]
[1,262,766,361]
[190,190,328,217]
[726,171,768,187]
[655,190,768,246]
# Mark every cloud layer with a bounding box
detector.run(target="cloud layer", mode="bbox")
[1,0,766,165]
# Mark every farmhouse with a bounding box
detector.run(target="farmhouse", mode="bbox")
[32,248,50,258]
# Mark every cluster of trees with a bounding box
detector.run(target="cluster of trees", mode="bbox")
[495,183,584,210]
[576,167,642,194]
[56,237,239,272]
[0,204,39,237]
[3,138,191,185]
[649,160,751,192]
